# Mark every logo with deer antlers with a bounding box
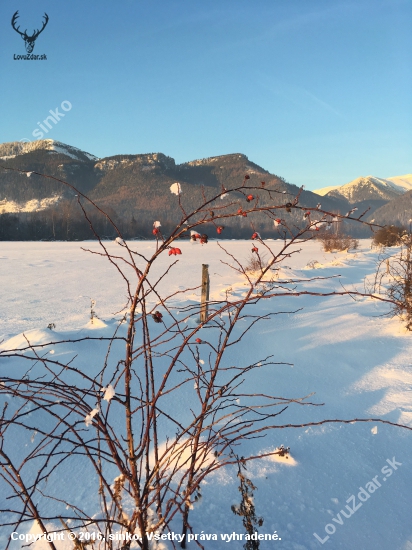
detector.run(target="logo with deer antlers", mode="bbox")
[11,11,49,54]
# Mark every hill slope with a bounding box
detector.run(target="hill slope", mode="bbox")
[369,190,412,226]
[0,140,354,239]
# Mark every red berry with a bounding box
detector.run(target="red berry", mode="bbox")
[168,249,173,256]
[275,218,281,224]
[244,174,250,180]
[217,226,224,234]
[261,181,265,186]
[152,228,159,235]
[242,212,247,217]
[251,232,258,240]
[237,208,243,215]
[175,248,182,255]
[195,338,202,343]
[246,194,254,202]
[315,227,319,231]
[252,247,258,253]
[152,311,163,323]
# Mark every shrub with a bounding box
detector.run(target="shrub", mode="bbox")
[372,225,406,247]
[1,163,410,548]
[317,232,359,252]
[245,252,267,273]
[232,459,264,550]
[374,233,412,330]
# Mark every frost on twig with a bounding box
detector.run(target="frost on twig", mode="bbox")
[102,384,115,402]
[84,408,99,427]
[170,182,181,195]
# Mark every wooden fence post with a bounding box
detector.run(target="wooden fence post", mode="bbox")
[200,264,210,323]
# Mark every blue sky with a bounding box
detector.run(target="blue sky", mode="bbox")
[0,0,410,189]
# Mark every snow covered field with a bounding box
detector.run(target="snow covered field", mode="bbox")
[1,239,411,550]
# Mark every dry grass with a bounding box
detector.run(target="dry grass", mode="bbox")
[317,232,359,252]
[245,252,267,273]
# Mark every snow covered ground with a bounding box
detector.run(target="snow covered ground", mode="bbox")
[1,239,411,549]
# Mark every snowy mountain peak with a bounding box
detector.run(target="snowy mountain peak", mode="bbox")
[0,140,99,162]
[314,173,412,203]
[386,174,412,192]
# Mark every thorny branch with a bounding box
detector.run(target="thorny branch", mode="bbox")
[0,164,409,549]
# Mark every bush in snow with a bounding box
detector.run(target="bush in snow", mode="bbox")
[372,225,406,248]
[317,231,359,252]
[374,233,412,330]
[245,251,267,273]
[0,165,409,550]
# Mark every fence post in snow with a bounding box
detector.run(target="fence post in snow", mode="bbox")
[200,264,210,323]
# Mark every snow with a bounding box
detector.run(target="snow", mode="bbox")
[170,182,181,195]
[49,144,79,160]
[85,408,100,427]
[102,384,115,402]
[0,240,411,549]
[386,174,412,192]
[84,152,99,161]
[314,174,412,198]
[0,139,98,162]
[47,141,99,161]
[0,195,60,213]
[85,317,108,329]
[331,176,402,201]
[313,185,340,196]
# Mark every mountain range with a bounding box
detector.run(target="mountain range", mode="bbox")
[0,139,410,239]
